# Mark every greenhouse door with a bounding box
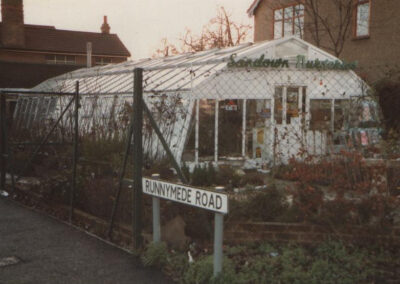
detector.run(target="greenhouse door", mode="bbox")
[272,86,306,163]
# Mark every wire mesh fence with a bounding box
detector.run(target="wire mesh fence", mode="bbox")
[1,48,399,250]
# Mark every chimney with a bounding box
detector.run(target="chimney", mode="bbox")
[101,15,110,34]
[1,0,25,47]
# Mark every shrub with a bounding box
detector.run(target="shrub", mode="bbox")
[238,172,265,187]
[246,185,289,221]
[141,242,168,268]
[215,166,241,189]
[182,256,236,284]
[228,185,289,222]
[310,241,373,283]
[234,242,375,284]
[191,165,209,187]
[163,252,190,282]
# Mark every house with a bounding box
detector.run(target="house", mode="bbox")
[0,0,131,89]
[12,37,379,167]
[247,0,400,83]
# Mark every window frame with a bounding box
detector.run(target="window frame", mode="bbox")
[95,57,113,66]
[45,54,76,65]
[353,0,371,39]
[273,3,304,40]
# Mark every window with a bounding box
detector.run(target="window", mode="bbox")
[286,87,299,124]
[95,57,112,66]
[355,0,370,38]
[45,54,76,65]
[273,4,304,39]
[274,86,305,125]
[310,99,351,131]
[310,99,331,131]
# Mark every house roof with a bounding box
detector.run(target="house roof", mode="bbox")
[0,23,131,57]
[247,0,262,16]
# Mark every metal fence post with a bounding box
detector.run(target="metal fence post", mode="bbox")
[0,92,6,193]
[69,81,80,223]
[133,68,144,249]
[213,186,224,277]
[151,173,161,243]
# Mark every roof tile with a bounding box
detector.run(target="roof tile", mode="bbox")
[0,23,131,57]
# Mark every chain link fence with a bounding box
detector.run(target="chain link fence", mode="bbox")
[2,54,399,249]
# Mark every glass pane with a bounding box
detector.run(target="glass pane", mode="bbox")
[294,4,304,16]
[356,3,370,37]
[198,99,215,158]
[284,18,293,37]
[246,99,271,159]
[274,9,283,20]
[310,99,332,131]
[294,16,304,38]
[56,55,65,61]
[334,100,350,131]
[284,6,293,19]
[274,87,283,124]
[286,87,299,124]
[274,20,282,39]
[219,99,243,157]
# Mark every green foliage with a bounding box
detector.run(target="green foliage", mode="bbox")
[229,185,289,222]
[191,165,209,187]
[164,252,190,282]
[238,172,265,187]
[182,256,236,284]
[310,241,372,284]
[215,166,241,189]
[141,242,168,268]
[206,162,217,185]
[181,162,190,182]
[146,241,389,283]
[234,242,374,284]
[191,163,218,187]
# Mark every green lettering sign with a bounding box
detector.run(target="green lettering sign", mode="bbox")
[227,54,357,70]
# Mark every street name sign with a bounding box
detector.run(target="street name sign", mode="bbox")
[142,177,228,214]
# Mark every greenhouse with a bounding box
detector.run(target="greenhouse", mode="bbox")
[12,36,380,167]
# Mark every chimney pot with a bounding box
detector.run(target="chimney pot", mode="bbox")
[101,15,110,34]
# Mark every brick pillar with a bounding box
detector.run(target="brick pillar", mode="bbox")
[1,0,25,48]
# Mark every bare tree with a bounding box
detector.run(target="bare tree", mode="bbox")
[153,7,252,57]
[153,38,180,58]
[304,0,354,57]
[270,0,354,57]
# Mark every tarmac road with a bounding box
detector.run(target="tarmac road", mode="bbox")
[0,198,172,284]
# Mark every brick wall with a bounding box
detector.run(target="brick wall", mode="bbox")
[252,0,400,83]
[225,222,400,247]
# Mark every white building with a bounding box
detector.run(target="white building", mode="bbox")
[13,37,379,167]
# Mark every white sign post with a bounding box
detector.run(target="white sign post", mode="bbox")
[142,178,228,214]
[142,176,228,277]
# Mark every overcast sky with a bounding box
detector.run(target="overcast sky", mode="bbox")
[20,0,253,59]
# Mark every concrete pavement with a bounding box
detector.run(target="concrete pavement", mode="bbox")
[0,198,172,284]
